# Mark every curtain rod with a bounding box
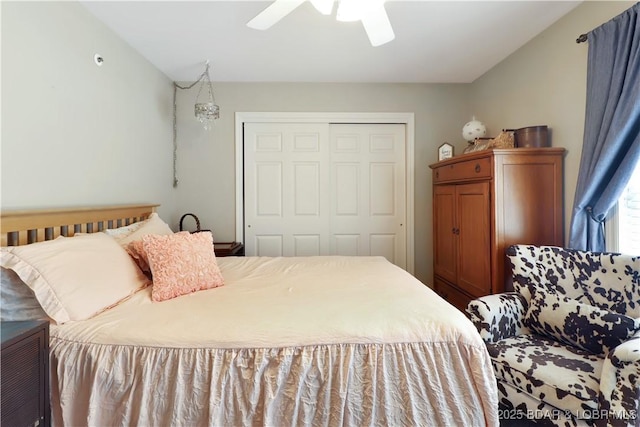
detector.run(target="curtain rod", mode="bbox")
[576,33,588,43]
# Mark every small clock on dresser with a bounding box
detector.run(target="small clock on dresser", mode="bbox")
[1,320,50,427]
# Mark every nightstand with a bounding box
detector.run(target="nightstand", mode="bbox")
[214,241,244,257]
[1,320,50,427]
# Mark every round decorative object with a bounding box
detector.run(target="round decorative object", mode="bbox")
[462,119,487,142]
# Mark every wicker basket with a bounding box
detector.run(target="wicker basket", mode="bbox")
[179,213,211,234]
[491,130,515,148]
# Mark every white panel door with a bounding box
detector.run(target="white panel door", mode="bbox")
[330,124,406,268]
[244,123,331,257]
[244,122,406,268]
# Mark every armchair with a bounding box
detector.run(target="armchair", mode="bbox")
[468,245,640,426]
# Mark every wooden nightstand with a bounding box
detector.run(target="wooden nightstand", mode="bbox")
[1,320,50,427]
[214,241,244,257]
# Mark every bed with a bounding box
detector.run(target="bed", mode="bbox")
[0,204,499,427]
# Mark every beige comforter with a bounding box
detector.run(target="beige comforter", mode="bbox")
[50,256,498,426]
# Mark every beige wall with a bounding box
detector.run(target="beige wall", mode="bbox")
[1,0,470,286]
[469,1,634,244]
[1,1,177,221]
[174,83,470,284]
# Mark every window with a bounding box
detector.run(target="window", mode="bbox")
[606,161,640,254]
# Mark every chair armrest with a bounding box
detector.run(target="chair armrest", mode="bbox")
[466,292,529,343]
[598,333,640,427]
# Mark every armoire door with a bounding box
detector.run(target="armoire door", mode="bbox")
[433,184,457,284]
[244,122,407,268]
[456,182,491,297]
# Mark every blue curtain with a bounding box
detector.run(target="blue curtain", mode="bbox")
[568,3,640,251]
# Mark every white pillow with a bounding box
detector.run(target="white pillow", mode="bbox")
[104,217,148,238]
[113,213,173,246]
[1,233,151,324]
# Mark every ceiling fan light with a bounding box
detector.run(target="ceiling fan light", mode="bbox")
[336,0,358,22]
[337,0,383,22]
[361,3,395,47]
[310,0,334,15]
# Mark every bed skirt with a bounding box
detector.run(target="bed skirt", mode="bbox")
[50,338,498,426]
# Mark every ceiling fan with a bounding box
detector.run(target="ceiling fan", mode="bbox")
[247,0,395,47]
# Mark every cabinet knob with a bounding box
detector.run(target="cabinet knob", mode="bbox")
[435,171,439,179]
[475,164,481,173]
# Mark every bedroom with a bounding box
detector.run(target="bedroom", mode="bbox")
[1,1,638,426]
[1,0,636,285]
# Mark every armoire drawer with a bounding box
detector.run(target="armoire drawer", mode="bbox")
[433,156,492,183]
[434,277,473,315]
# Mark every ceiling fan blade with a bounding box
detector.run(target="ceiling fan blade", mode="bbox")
[247,0,306,30]
[361,4,395,47]
[310,0,334,15]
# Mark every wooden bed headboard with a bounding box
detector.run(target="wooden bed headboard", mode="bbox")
[0,204,158,246]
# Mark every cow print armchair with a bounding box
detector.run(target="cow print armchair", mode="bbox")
[467,245,640,427]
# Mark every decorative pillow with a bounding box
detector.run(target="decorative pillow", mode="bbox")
[525,288,640,355]
[0,233,151,324]
[0,267,50,321]
[143,231,224,302]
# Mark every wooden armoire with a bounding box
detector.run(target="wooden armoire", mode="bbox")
[429,148,565,313]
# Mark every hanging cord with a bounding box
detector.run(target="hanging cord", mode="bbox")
[172,83,179,188]
[175,63,211,92]
[172,62,213,188]
[194,63,217,106]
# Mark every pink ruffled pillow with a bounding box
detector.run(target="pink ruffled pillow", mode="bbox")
[143,231,224,302]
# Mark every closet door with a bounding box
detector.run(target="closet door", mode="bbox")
[244,122,331,257]
[329,124,406,268]
[244,122,407,268]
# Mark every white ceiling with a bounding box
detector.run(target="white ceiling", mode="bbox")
[82,0,582,83]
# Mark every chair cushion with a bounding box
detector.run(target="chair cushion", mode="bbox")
[487,334,602,417]
[525,288,640,355]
